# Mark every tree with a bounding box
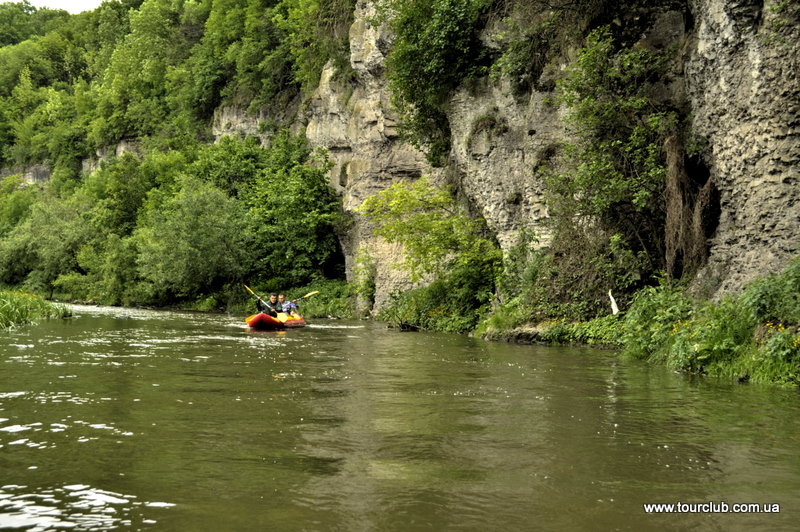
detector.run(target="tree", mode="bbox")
[243,131,344,287]
[0,192,94,295]
[385,0,491,165]
[356,176,501,332]
[356,176,500,282]
[0,1,69,47]
[134,177,251,301]
[187,135,267,197]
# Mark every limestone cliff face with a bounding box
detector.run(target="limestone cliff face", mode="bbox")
[304,0,559,311]
[305,0,442,311]
[447,82,560,252]
[685,0,800,296]
[300,0,799,309]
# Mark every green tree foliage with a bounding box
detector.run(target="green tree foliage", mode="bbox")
[0,128,345,307]
[244,131,344,288]
[384,0,491,165]
[274,0,355,96]
[554,27,672,250]
[0,1,69,47]
[0,0,354,165]
[357,177,501,331]
[0,0,352,308]
[0,174,36,236]
[531,26,676,319]
[134,176,251,302]
[187,135,266,197]
[0,191,94,294]
[357,176,499,282]
[74,0,138,73]
[90,0,194,144]
[81,153,157,235]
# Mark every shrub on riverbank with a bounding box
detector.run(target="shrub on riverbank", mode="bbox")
[356,177,501,333]
[621,257,800,385]
[482,256,800,386]
[0,290,71,328]
[289,279,354,319]
[537,314,624,347]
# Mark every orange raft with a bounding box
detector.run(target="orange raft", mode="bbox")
[245,312,306,330]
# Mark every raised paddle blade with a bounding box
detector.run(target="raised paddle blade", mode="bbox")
[244,284,259,298]
[301,290,320,299]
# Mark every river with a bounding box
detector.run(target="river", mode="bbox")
[1,305,798,530]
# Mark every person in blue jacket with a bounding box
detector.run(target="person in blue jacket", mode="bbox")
[278,294,299,315]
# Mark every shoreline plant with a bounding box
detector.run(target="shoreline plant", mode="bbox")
[0,290,71,329]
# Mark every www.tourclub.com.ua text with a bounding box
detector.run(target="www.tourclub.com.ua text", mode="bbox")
[643,502,781,514]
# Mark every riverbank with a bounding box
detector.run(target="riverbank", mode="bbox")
[480,315,622,349]
[480,257,800,387]
[0,290,71,329]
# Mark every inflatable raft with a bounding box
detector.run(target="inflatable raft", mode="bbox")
[245,312,306,330]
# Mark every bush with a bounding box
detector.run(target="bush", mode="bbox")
[290,279,354,319]
[357,176,500,332]
[243,131,345,288]
[667,297,757,375]
[378,262,493,333]
[535,25,676,319]
[134,177,251,302]
[620,279,694,360]
[385,0,491,165]
[616,256,800,386]
[740,256,800,325]
[476,295,534,338]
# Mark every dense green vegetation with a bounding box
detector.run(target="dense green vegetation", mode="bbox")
[0,0,355,172]
[620,258,800,385]
[478,257,800,386]
[0,289,70,328]
[379,0,689,328]
[357,177,501,332]
[383,0,492,166]
[370,0,800,384]
[0,0,353,309]
[1,131,344,307]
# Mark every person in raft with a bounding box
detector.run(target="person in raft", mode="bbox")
[256,293,283,317]
[278,293,299,315]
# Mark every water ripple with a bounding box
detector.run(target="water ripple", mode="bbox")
[0,483,173,530]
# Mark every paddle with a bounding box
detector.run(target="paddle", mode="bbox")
[244,284,275,322]
[243,284,261,300]
[298,290,319,300]
[282,290,319,317]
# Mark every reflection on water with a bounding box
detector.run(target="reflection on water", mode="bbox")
[1,304,799,530]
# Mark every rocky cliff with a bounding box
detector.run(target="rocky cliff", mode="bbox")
[684,0,800,296]
[227,0,799,311]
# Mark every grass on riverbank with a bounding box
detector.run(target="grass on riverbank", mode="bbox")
[481,256,800,386]
[0,290,71,329]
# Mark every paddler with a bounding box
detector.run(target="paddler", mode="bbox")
[255,293,283,317]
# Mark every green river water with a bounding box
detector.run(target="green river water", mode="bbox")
[1,304,799,531]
